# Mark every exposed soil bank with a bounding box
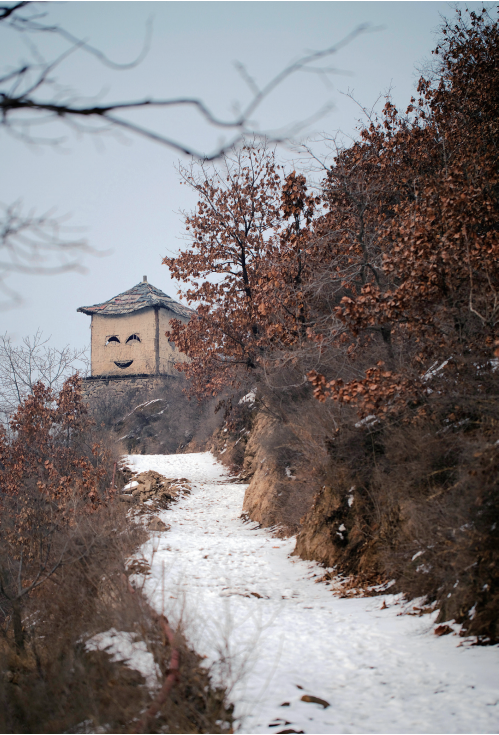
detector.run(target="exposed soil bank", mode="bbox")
[240,413,318,534]
[210,393,499,643]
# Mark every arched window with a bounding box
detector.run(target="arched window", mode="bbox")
[106,336,120,345]
[126,334,141,344]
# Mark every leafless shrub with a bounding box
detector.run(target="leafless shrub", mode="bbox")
[0,329,89,425]
[86,376,223,456]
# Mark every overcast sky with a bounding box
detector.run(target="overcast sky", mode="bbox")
[1,1,481,350]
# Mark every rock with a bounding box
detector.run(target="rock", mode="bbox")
[149,517,169,532]
[123,470,192,507]
[434,624,453,636]
[300,694,330,708]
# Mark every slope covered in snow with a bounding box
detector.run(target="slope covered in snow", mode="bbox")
[127,452,499,734]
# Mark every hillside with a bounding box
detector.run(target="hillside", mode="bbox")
[1,7,498,732]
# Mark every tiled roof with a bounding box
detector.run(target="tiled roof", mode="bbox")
[77,281,194,318]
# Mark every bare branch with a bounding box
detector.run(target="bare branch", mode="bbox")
[0,201,97,309]
[0,2,29,22]
[0,3,373,158]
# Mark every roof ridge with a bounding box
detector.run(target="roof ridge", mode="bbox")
[77,280,194,318]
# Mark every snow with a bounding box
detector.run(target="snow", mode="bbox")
[239,389,256,405]
[126,452,499,734]
[123,398,163,420]
[422,359,451,382]
[123,480,139,491]
[85,628,160,690]
[354,414,379,429]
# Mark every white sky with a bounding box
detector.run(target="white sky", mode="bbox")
[1,1,480,349]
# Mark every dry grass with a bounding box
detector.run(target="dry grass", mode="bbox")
[87,377,223,457]
[0,496,233,733]
[295,372,499,642]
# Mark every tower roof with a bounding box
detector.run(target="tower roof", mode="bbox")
[77,280,194,318]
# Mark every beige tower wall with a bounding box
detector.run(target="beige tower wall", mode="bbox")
[158,307,190,374]
[90,307,190,377]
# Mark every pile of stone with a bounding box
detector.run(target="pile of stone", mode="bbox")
[119,469,191,505]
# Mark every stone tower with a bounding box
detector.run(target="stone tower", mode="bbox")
[77,277,193,377]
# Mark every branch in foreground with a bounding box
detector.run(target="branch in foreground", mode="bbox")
[0,2,373,159]
[0,201,96,309]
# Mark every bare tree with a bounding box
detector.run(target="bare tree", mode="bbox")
[0,329,88,423]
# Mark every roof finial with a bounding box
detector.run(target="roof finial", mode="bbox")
[143,275,147,283]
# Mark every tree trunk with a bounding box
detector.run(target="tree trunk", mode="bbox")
[12,599,24,651]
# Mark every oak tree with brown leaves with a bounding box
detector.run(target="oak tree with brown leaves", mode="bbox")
[309,7,499,417]
[163,145,317,398]
[162,8,498,422]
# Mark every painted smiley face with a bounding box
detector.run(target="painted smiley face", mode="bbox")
[105,333,141,369]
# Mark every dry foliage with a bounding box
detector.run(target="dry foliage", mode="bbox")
[166,9,499,415]
[0,377,232,732]
[308,8,499,415]
[0,330,88,423]
[0,375,114,651]
[163,143,320,399]
[0,501,232,733]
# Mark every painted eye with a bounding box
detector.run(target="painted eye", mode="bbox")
[106,336,120,345]
[126,334,141,343]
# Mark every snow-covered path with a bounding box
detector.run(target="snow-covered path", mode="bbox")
[128,452,499,734]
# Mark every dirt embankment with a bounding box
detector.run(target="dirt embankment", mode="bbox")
[210,406,324,536]
[86,377,223,456]
[208,391,499,642]
[294,412,499,642]
[239,413,318,534]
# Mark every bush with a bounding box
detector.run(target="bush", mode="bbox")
[296,370,499,642]
[86,376,223,456]
[0,376,232,732]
